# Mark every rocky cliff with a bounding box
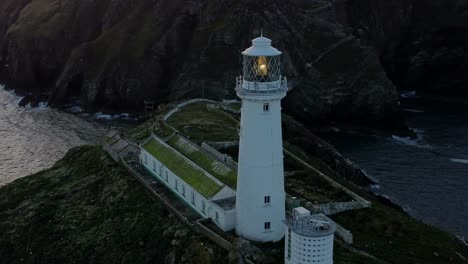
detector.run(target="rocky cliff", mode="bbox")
[0,0,407,129]
[342,0,468,97]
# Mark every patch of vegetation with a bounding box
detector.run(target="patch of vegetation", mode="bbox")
[126,118,174,143]
[227,102,242,112]
[0,146,225,263]
[332,203,468,264]
[284,154,306,171]
[143,139,222,198]
[285,170,351,204]
[334,242,382,264]
[168,135,237,188]
[166,103,238,143]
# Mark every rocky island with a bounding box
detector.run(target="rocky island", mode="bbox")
[1,100,467,263]
[1,0,468,263]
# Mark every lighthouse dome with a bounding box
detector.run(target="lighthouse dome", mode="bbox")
[242,36,282,57]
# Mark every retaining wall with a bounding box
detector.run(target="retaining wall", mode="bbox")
[305,201,370,216]
[201,143,237,170]
[334,223,354,245]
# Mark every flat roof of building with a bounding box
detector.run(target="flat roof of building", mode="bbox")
[143,138,223,198]
[168,135,237,188]
[285,214,337,237]
[212,196,236,211]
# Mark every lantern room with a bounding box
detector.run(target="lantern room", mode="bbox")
[237,35,287,93]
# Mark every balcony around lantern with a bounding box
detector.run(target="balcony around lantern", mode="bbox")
[235,76,288,96]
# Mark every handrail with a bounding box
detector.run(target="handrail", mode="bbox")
[236,76,288,94]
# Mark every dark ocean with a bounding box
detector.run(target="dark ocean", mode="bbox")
[319,92,468,239]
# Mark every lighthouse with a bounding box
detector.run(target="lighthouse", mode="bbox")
[235,34,288,242]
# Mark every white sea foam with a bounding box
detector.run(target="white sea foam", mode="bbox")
[450,158,468,164]
[93,112,131,121]
[400,90,421,99]
[94,112,113,120]
[38,102,48,108]
[403,109,425,113]
[113,113,130,119]
[0,84,25,105]
[27,101,49,112]
[390,135,432,149]
[65,105,83,113]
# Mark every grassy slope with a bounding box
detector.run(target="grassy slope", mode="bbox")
[0,146,225,264]
[332,202,468,264]
[166,103,238,143]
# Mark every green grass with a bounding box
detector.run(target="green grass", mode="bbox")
[332,203,468,264]
[126,118,174,143]
[285,170,351,204]
[334,242,382,264]
[166,103,238,143]
[168,135,237,188]
[143,139,222,198]
[227,102,242,112]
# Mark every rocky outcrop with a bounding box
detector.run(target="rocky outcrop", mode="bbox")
[0,0,403,128]
[341,0,468,97]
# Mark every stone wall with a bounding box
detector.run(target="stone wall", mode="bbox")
[207,141,239,149]
[335,222,354,245]
[304,201,371,216]
[201,143,238,171]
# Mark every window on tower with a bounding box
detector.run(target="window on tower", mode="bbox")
[264,222,271,231]
[264,196,271,205]
[263,103,270,112]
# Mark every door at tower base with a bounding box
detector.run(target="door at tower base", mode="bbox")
[235,35,288,242]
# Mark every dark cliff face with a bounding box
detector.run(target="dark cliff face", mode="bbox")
[343,0,468,97]
[0,0,404,128]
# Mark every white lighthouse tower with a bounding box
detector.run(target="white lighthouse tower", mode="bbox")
[235,34,288,242]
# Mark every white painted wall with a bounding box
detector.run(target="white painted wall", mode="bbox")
[285,226,334,264]
[235,94,286,242]
[141,150,209,215]
[140,149,235,232]
[209,204,236,232]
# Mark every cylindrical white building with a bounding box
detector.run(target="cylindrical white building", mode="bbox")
[284,209,336,264]
[235,35,288,242]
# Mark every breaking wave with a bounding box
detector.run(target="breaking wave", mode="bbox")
[450,158,468,164]
[390,135,432,149]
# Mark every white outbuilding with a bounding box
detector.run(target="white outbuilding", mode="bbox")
[284,208,336,264]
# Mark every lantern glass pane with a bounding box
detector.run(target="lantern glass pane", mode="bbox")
[243,55,280,82]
